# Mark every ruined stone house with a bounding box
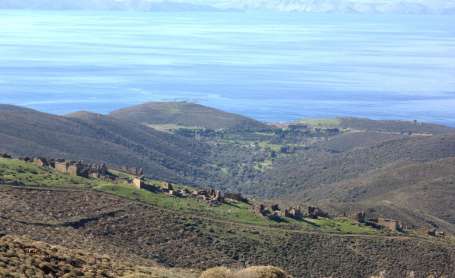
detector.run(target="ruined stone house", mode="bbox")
[54,161,71,175]
[33,157,49,167]
[354,211,366,223]
[121,166,144,176]
[285,207,303,220]
[54,161,86,177]
[376,217,402,232]
[88,163,108,178]
[308,206,329,219]
[132,176,145,189]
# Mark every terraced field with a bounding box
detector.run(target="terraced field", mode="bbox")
[1,158,455,277]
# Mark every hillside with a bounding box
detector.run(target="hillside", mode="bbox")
[109,102,269,130]
[301,157,455,233]
[248,134,455,197]
[0,105,212,184]
[0,234,197,278]
[1,158,455,278]
[338,117,455,134]
[296,117,455,134]
[3,103,455,245]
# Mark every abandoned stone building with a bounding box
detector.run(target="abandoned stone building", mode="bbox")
[308,206,329,219]
[354,211,367,223]
[53,160,109,179]
[54,160,86,177]
[255,204,308,221]
[120,166,144,176]
[353,211,403,232]
[191,189,224,205]
[284,207,304,220]
[428,228,445,237]
[132,176,145,189]
[87,163,108,178]
[33,157,49,168]
[376,217,402,232]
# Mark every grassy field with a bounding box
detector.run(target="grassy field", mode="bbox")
[0,158,94,188]
[1,157,382,235]
[296,118,342,127]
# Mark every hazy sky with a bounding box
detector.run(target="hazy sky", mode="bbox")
[1,0,455,13]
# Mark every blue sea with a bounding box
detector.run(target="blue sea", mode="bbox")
[0,10,454,125]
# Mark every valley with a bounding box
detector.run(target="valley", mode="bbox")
[1,101,455,277]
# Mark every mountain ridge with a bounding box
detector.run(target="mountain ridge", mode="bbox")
[2,0,455,14]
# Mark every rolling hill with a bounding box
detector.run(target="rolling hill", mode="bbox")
[337,117,455,135]
[109,102,269,130]
[0,105,211,184]
[248,133,455,197]
[301,157,455,233]
[2,102,455,238]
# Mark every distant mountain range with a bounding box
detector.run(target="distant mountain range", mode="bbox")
[2,0,455,14]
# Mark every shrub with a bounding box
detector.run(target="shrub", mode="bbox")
[200,266,291,278]
[234,266,290,278]
[200,267,233,278]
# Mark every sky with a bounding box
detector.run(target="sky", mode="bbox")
[1,0,455,13]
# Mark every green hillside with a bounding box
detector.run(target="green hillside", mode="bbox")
[0,157,376,234]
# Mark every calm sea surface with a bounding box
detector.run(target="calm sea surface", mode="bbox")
[0,10,454,125]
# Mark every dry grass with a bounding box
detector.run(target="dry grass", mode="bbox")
[0,234,199,278]
[200,266,291,278]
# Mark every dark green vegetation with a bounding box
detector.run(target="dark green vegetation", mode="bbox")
[1,159,454,277]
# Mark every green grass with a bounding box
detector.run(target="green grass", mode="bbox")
[96,183,270,226]
[1,157,380,235]
[146,124,199,132]
[296,118,342,128]
[307,217,380,235]
[0,158,93,187]
[254,160,273,172]
[258,142,282,152]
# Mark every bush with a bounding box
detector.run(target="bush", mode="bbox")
[234,266,290,278]
[200,267,233,278]
[200,266,291,278]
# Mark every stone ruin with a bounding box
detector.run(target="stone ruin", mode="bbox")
[52,160,109,179]
[254,204,305,221]
[428,228,445,237]
[308,206,329,219]
[352,211,403,232]
[132,176,145,189]
[284,207,304,220]
[191,189,224,206]
[120,166,144,176]
[3,155,113,180]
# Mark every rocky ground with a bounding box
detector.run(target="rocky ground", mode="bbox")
[0,234,198,278]
[1,186,454,277]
